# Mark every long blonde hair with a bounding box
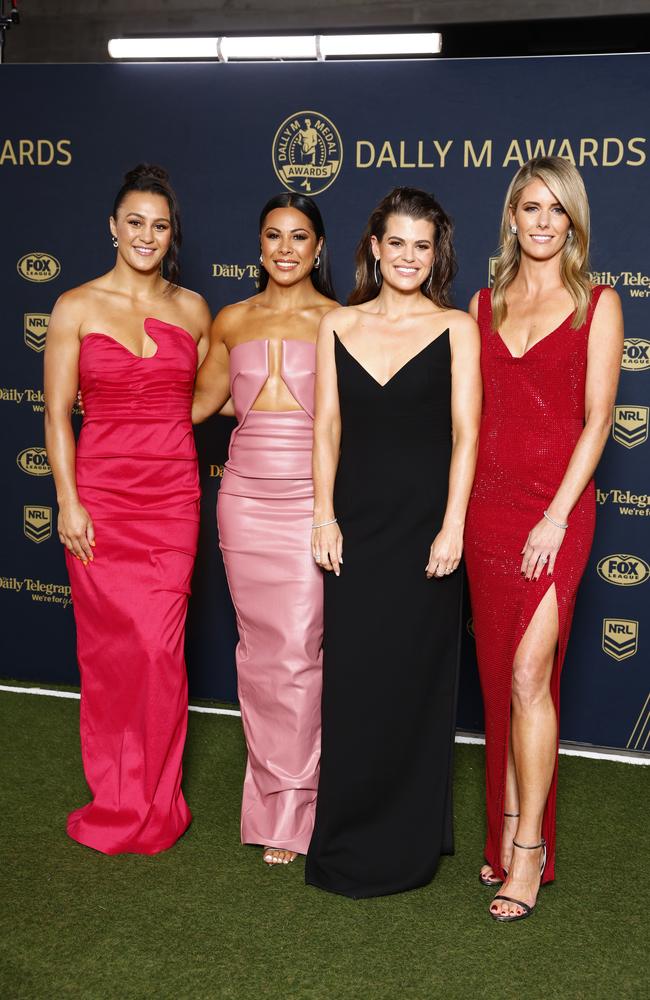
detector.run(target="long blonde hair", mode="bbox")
[491,156,592,330]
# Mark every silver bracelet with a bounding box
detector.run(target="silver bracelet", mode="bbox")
[543,510,568,530]
[311,517,337,529]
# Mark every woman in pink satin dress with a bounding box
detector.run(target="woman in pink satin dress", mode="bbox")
[44,165,211,854]
[193,193,337,865]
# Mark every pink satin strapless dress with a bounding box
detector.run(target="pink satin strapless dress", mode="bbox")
[65,319,199,855]
[217,339,323,854]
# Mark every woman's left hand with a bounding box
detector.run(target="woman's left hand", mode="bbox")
[520,517,566,580]
[426,526,463,579]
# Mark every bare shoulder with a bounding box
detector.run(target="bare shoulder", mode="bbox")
[468,290,481,319]
[593,284,622,320]
[50,280,104,329]
[444,307,480,339]
[210,299,250,342]
[173,285,212,328]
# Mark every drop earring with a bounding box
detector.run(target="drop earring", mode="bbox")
[374,258,382,285]
[112,235,118,248]
[313,254,321,270]
[510,225,517,235]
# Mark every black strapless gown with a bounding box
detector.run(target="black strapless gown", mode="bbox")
[305,330,462,898]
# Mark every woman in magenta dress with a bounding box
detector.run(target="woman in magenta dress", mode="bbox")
[45,165,211,854]
[192,193,337,865]
[464,156,623,920]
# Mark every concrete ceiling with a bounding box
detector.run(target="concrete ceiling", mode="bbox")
[4,1,650,62]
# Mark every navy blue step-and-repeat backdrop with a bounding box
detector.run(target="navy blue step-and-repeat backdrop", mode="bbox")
[2,55,648,751]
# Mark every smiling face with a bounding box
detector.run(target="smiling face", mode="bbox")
[109,191,172,275]
[510,178,571,262]
[260,206,323,287]
[371,214,435,292]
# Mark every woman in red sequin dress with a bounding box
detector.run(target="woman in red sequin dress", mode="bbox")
[464,157,623,921]
[45,165,211,854]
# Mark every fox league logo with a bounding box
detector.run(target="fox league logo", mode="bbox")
[17,447,51,476]
[621,338,650,372]
[17,252,61,283]
[597,554,650,586]
[602,619,638,661]
[24,506,52,544]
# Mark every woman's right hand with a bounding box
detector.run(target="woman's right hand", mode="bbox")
[312,521,343,576]
[58,500,95,564]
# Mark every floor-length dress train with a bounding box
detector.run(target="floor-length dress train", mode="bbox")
[464,287,604,884]
[66,319,199,855]
[217,339,322,854]
[306,329,462,898]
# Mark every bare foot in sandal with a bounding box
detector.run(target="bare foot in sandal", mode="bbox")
[479,811,519,886]
[263,847,298,865]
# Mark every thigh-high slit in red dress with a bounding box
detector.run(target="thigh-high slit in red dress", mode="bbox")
[464,286,605,884]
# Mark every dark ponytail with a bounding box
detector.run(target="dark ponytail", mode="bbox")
[112,164,182,290]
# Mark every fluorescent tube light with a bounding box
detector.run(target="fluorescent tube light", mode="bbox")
[320,33,442,58]
[108,37,219,60]
[219,35,317,61]
[107,33,442,62]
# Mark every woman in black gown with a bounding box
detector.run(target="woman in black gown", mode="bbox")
[306,187,481,897]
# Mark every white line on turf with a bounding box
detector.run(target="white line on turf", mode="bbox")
[1,684,648,765]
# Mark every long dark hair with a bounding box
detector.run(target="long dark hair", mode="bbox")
[112,163,182,289]
[349,187,456,307]
[258,192,336,300]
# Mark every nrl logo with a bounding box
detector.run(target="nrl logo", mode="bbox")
[602,619,639,661]
[612,405,649,449]
[24,505,52,544]
[24,313,50,353]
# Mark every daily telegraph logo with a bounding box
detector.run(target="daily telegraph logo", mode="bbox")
[602,619,639,661]
[17,253,61,283]
[24,506,52,544]
[24,313,49,352]
[596,487,650,518]
[612,406,648,449]
[597,554,650,587]
[272,111,342,195]
[17,447,51,476]
[622,339,650,371]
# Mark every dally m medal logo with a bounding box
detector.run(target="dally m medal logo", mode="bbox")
[622,338,650,372]
[17,446,51,476]
[272,111,343,195]
[597,553,650,587]
[24,505,52,544]
[612,405,649,449]
[488,256,499,287]
[602,619,638,661]
[24,313,50,353]
[17,252,61,283]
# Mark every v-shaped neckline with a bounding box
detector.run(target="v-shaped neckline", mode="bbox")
[334,329,449,388]
[495,310,575,360]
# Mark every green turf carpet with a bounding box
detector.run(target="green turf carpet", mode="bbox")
[1,689,647,1000]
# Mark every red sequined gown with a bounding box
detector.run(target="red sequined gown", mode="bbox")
[464,286,604,884]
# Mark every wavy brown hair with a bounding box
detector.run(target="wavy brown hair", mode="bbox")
[348,187,456,307]
[492,156,591,330]
[112,163,182,290]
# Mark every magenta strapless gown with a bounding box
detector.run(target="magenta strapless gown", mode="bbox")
[217,339,323,854]
[65,319,199,855]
